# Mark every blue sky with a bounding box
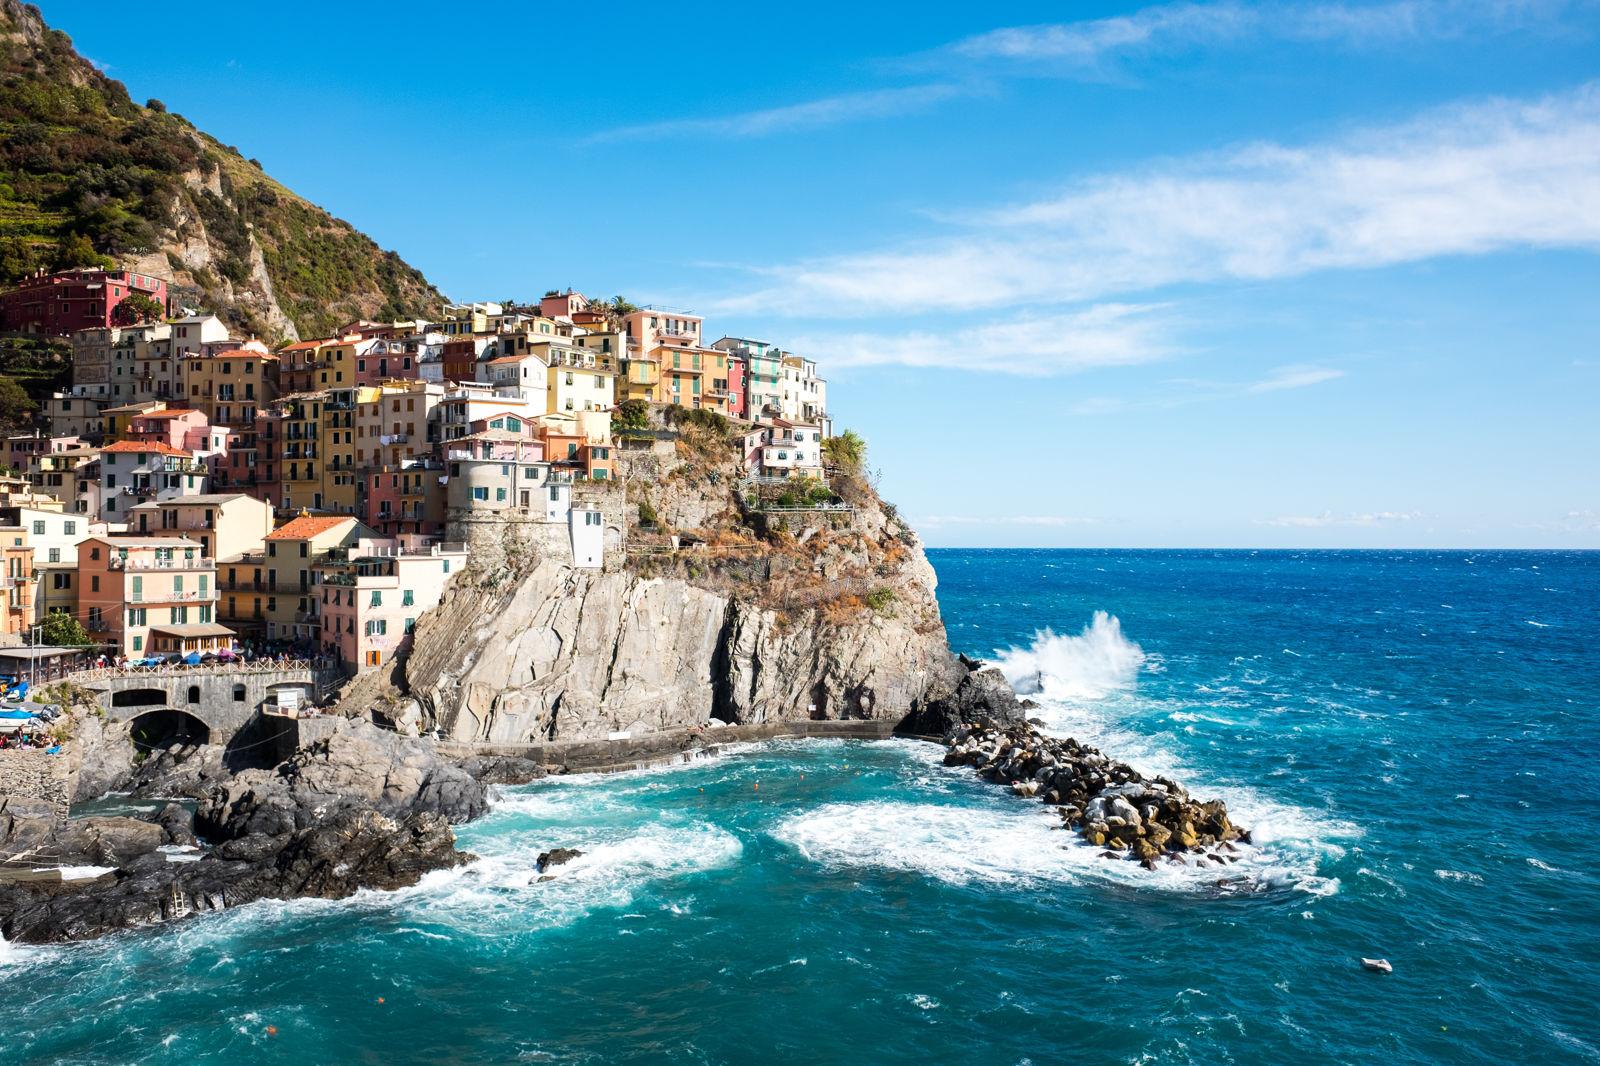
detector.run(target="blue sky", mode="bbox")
[45,0,1600,547]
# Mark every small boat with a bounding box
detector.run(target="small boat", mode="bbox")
[1361,958,1393,974]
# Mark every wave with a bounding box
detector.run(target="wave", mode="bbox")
[770,795,1342,896]
[994,611,1146,703]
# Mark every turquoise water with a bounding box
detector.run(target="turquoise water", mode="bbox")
[4,549,1598,1064]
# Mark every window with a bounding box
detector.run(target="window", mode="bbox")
[32,520,44,535]
[48,547,60,563]
[495,487,506,502]
[232,684,246,702]
[187,686,200,704]
[472,486,489,502]
[132,635,143,652]
[370,590,382,607]
[402,589,414,607]
[404,617,416,633]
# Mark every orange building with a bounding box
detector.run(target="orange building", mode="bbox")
[77,535,225,657]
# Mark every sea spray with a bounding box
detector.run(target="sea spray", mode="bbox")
[995,611,1145,702]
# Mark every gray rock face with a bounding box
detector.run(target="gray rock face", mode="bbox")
[406,558,972,746]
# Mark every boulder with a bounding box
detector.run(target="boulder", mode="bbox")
[534,847,583,874]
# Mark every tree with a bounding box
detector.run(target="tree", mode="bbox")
[112,292,165,325]
[146,98,166,112]
[612,295,639,315]
[39,611,93,647]
[0,377,38,433]
[50,232,112,271]
[824,429,866,472]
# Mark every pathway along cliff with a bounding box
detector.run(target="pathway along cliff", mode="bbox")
[0,419,1242,943]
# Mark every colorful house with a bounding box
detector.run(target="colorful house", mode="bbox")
[77,535,223,657]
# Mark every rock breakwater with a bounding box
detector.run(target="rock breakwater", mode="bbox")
[940,722,1249,868]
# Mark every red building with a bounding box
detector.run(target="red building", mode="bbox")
[725,354,748,420]
[0,268,168,336]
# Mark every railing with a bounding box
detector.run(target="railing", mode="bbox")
[107,557,213,571]
[66,657,333,681]
[129,589,218,603]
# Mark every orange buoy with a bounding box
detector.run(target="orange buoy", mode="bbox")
[266,1025,278,1036]
[377,997,385,1004]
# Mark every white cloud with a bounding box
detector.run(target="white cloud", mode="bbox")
[1246,365,1347,392]
[943,0,1578,68]
[1069,363,1345,408]
[588,83,973,143]
[785,304,1174,376]
[1259,510,1424,527]
[718,83,1600,318]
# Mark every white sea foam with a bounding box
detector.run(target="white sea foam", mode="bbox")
[1434,868,1484,884]
[995,612,1146,702]
[770,793,1339,896]
[396,821,744,931]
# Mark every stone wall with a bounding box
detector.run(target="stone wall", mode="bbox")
[0,751,72,816]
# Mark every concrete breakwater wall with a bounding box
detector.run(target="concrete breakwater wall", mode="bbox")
[434,717,900,773]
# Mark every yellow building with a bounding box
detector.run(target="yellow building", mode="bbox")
[180,340,276,428]
[277,393,325,513]
[220,513,378,646]
[355,380,441,471]
[318,387,365,515]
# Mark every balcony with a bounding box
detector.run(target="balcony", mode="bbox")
[129,588,219,604]
[108,556,214,571]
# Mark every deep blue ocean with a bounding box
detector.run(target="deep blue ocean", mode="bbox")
[4,549,1598,1064]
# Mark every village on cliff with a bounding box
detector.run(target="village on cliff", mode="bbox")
[0,267,835,693]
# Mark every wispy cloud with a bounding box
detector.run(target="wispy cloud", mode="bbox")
[1072,363,1346,409]
[1259,510,1424,527]
[717,83,1600,318]
[1246,365,1347,392]
[786,304,1175,376]
[588,83,974,143]
[940,0,1579,70]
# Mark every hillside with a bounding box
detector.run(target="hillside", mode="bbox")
[0,0,445,341]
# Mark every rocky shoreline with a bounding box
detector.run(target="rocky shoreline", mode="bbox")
[0,720,543,945]
[939,719,1250,868]
[0,658,1240,945]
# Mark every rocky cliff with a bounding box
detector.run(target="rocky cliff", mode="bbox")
[402,419,1012,745]
[0,1,444,340]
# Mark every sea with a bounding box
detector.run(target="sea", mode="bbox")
[3,549,1597,1064]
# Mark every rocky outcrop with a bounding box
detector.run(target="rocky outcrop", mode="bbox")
[0,719,477,944]
[406,559,968,744]
[940,722,1249,869]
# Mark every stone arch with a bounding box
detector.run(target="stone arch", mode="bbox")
[127,708,211,751]
[604,524,623,551]
[111,687,168,708]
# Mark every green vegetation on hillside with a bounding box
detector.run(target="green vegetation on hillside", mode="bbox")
[0,334,69,432]
[0,0,444,339]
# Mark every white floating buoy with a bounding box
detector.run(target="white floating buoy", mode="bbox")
[1361,957,1393,974]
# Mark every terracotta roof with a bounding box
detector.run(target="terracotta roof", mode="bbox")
[100,440,189,456]
[279,339,332,351]
[131,409,201,420]
[266,515,356,540]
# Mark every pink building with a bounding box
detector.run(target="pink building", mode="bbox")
[540,290,589,320]
[5,433,81,474]
[317,538,467,672]
[366,459,447,538]
[124,409,211,452]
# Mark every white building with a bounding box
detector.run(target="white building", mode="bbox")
[569,503,604,568]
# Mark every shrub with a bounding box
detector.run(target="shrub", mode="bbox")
[864,587,895,613]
